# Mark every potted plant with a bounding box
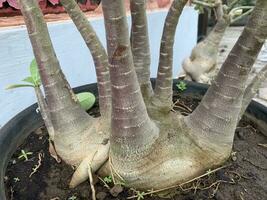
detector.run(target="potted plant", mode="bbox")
[1,0,267,199]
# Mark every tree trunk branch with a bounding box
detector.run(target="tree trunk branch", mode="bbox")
[18,0,91,134]
[34,86,55,139]
[130,0,153,101]
[154,0,188,110]
[102,0,158,157]
[240,63,267,117]
[186,0,267,144]
[60,0,111,118]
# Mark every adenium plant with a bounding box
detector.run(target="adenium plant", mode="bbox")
[181,0,255,83]
[16,0,267,195]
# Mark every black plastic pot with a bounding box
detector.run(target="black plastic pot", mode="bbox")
[0,79,266,199]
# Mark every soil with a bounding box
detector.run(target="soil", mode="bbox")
[4,91,267,200]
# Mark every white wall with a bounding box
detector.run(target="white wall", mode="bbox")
[0,7,198,128]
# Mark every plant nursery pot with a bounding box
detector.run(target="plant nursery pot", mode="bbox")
[0,79,266,200]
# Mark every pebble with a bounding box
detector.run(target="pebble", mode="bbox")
[96,191,107,200]
[109,185,124,197]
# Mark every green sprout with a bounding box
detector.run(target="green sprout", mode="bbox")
[13,177,20,183]
[18,150,33,161]
[6,59,41,90]
[6,59,95,111]
[68,195,77,200]
[103,175,113,184]
[136,191,145,200]
[176,81,187,91]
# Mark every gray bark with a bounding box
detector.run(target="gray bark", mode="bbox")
[130,0,153,101]
[18,0,91,136]
[34,87,55,139]
[102,0,158,158]
[60,0,111,118]
[186,0,267,147]
[240,63,267,117]
[154,0,188,110]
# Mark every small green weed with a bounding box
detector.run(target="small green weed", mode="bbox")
[176,81,187,91]
[103,175,113,184]
[18,150,33,161]
[68,195,77,200]
[13,177,20,183]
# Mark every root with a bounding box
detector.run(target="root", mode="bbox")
[29,152,44,177]
[48,140,61,163]
[126,165,228,199]
[69,142,110,188]
[88,164,96,200]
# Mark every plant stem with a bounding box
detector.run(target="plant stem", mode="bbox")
[240,63,267,117]
[230,7,254,24]
[60,0,111,118]
[192,0,216,8]
[187,0,267,144]
[130,0,153,101]
[34,87,54,139]
[154,0,188,110]
[18,0,91,135]
[102,0,158,157]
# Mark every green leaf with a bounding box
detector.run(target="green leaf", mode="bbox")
[76,92,95,111]
[22,76,35,85]
[6,84,35,90]
[30,59,41,86]
[176,81,187,91]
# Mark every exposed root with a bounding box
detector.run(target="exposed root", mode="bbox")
[69,142,110,188]
[29,152,44,177]
[48,140,61,163]
[258,143,267,149]
[126,165,228,199]
[88,164,96,200]
[172,99,192,113]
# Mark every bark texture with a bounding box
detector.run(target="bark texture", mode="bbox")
[240,63,267,117]
[181,0,230,83]
[130,0,153,101]
[186,0,267,151]
[18,0,267,193]
[18,0,110,188]
[60,0,111,118]
[34,87,54,139]
[182,17,230,83]
[153,0,188,111]
[102,0,158,157]
[181,1,254,83]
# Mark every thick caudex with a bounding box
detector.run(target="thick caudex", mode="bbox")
[181,0,254,83]
[18,0,267,192]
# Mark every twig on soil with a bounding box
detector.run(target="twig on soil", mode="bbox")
[29,152,44,177]
[127,165,228,199]
[88,164,96,200]
[109,155,125,185]
[228,171,251,180]
[172,100,192,112]
[49,140,61,163]
[10,186,14,200]
[258,143,267,149]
